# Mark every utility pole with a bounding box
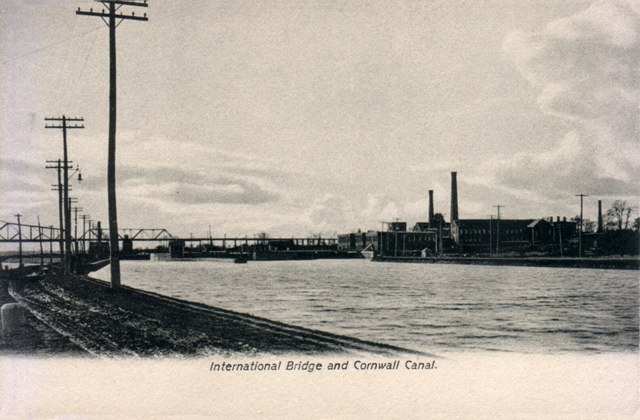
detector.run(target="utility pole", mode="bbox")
[49,226,55,265]
[67,197,79,271]
[558,221,563,257]
[73,206,83,254]
[488,215,493,255]
[81,214,90,252]
[45,116,83,272]
[37,216,44,266]
[46,159,66,271]
[15,214,23,268]
[576,193,588,258]
[77,1,149,289]
[493,205,505,255]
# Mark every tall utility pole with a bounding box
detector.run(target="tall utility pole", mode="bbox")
[37,216,44,266]
[493,205,505,255]
[45,116,84,271]
[49,226,55,265]
[576,193,588,258]
[81,214,91,252]
[15,214,23,268]
[73,206,84,254]
[46,159,67,271]
[488,215,493,255]
[77,1,149,289]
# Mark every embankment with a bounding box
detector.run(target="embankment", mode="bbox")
[374,255,640,270]
[2,270,420,357]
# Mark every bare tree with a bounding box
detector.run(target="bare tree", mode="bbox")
[633,217,640,232]
[582,219,595,233]
[605,200,634,230]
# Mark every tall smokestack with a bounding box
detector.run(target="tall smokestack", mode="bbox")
[597,200,603,233]
[428,190,434,226]
[450,172,459,223]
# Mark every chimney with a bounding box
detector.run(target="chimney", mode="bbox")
[597,200,603,233]
[428,190,435,227]
[450,172,459,223]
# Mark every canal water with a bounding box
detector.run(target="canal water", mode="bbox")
[92,259,638,354]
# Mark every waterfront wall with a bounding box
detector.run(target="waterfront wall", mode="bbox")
[374,256,640,270]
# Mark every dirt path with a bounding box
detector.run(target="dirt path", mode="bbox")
[0,274,84,355]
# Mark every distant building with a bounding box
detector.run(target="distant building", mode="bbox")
[338,224,439,256]
[378,229,438,257]
[451,218,577,254]
[337,231,376,252]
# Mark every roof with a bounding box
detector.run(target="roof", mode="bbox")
[456,219,535,228]
[527,219,552,228]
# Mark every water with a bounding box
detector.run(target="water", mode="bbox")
[93,259,639,354]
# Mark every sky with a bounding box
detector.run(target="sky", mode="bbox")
[1,0,639,238]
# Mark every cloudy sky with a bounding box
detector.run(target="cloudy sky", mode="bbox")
[1,0,638,238]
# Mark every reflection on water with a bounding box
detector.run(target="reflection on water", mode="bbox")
[92,259,639,353]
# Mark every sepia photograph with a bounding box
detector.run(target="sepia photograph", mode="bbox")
[1,0,638,418]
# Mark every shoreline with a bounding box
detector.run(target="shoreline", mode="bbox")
[373,256,640,270]
[1,269,422,357]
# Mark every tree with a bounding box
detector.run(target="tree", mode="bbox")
[582,219,595,233]
[605,200,634,230]
[633,217,640,232]
[571,216,595,233]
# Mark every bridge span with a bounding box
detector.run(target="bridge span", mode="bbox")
[0,220,336,246]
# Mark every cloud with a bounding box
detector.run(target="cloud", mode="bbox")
[500,0,640,199]
[493,130,638,197]
[163,179,279,205]
[116,165,280,206]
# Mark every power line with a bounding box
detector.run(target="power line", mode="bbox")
[1,26,103,65]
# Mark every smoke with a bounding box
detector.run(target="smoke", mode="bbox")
[501,0,640,198]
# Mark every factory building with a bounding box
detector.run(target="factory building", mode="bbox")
[451,217,577,254]
[337,226,439,256]
[337,171,584,257]
[337,230,375,252]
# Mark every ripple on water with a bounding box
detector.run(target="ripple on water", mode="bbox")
[92,259,639,353]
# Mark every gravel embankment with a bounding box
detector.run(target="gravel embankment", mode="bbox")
[4,272,419,357]
[0,274,84,355]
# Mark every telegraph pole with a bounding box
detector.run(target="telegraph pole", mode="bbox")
[81,214,90,252]
[488,215,493,255]
[46,159,67,271]
[576,193,588,258]
[49,226,55,265]
[493,205,505,255]
[73,206,84,254]
[45,116,83,271]
[77,1,149,289]
[15,214,23,268]
[37,216,44,266]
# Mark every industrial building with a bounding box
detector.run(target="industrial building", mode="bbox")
[337,171,587,257]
